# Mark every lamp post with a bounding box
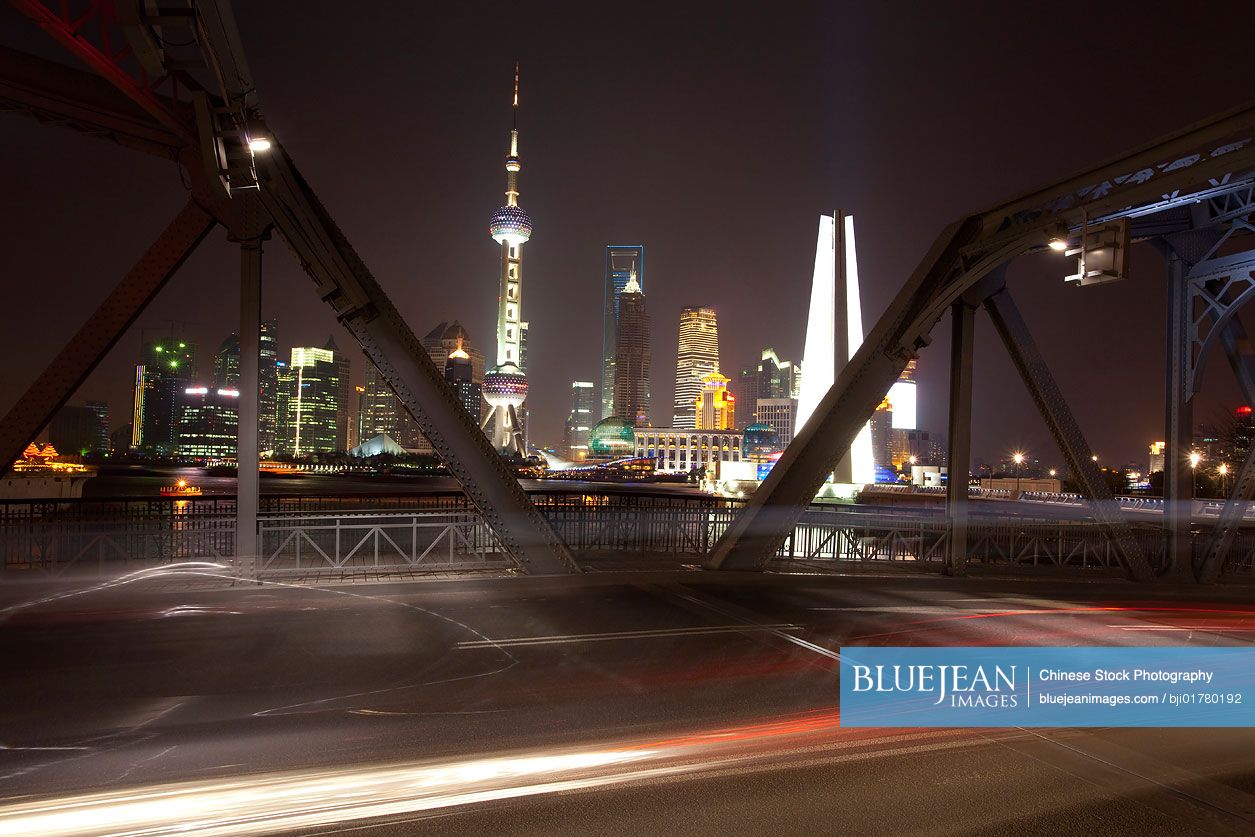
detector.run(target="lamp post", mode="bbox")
[1189,451,1202,498]
[1218,462,1229,497]
[1012,451,1025,496]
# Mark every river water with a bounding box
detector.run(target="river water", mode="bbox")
[82,466,708,499]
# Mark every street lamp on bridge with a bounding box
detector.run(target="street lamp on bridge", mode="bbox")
[1012,451,1025,495]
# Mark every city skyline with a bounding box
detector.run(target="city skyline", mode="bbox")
[3,3,1250,468]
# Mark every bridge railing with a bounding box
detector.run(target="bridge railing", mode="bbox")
[257,511,510,577]
[1,491,1251,580]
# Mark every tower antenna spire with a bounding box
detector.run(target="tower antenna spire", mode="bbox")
[508,62,520,161]
[512,61,519,128]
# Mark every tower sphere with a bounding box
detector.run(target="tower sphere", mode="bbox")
[489,206,533,246]
[482,362,529,409]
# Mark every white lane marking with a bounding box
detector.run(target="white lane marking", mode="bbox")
[669,590,842,662]
[457,624,801,648]
[774,633,841,662]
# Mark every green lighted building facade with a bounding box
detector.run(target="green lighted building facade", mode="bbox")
[132,335,197,454]
[277,346,343,456]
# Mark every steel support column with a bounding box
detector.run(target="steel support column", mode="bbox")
[1163,252,1195,579]
[233,199,267,580]
[983,286,1153,582]
[0,200,216,471]
[1196,318,1255,582]
[945,298,976,576]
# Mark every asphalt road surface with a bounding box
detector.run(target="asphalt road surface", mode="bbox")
[1,569,1254,835]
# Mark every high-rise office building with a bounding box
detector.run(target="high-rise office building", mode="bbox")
[132,334,196,454]
[259,322,278,454]
[674,306,719,428]
[48,401,109,456]
[445,340,482,425]
[562,381,595,461]
[324,336,353,452]
[213,334,238,388]
[695,372,735,430]
[1149,441,1166,474]
[415,322,488,453]
[737,348,800,426]
[756,398,797,447]
[275,360,291,449]
[175,385,239,459]
[601,245,645,420]
[359,322,486,454]
[211,321,280,455]
[482,65,533,457]
[890,428,945,467]
[611,271,651,426]
[870,396,894,471]
[887,357,918,430]
[420,321,487,387]
[359,364,419,449]
[278,346,343,455]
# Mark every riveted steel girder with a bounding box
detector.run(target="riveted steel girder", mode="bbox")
[0,200,216,472]
[983,286,1153,582]
[708,103,1255,573]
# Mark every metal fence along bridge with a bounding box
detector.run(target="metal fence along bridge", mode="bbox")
[4,490,1254,581]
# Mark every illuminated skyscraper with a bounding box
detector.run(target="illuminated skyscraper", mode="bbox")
[601,245,645,419]
[611,271,651,426]
[695,372,735,430]
[133,333,196,454]
[482,64,533,456]
[360,322,486,454]
[738,348,800,425]
[324,336,353,452]
[359,364,417,448]
[212,321,279,455]
[445,340,482,425]
[870,396,894,472]
[175,385,239,460]
[278,346,342,456]
[673,306,719,428]
[562,381,595,460]
[888,357,918,430]
[756,398,797,447]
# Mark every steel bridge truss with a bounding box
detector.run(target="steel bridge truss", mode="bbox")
[3,4,1254,584]
[0,1,577,574]
[708,101,1255,582]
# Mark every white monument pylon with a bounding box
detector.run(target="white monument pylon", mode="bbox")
[795,212,875,485]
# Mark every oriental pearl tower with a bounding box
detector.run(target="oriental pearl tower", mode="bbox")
[481,63,533,457]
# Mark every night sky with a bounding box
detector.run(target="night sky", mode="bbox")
[3,1,1252,468]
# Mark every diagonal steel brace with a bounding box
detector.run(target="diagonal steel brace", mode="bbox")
[983,285,1153,582]
[0,199,216,471]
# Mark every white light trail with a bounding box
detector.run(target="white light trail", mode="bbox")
[0,749,658,837]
